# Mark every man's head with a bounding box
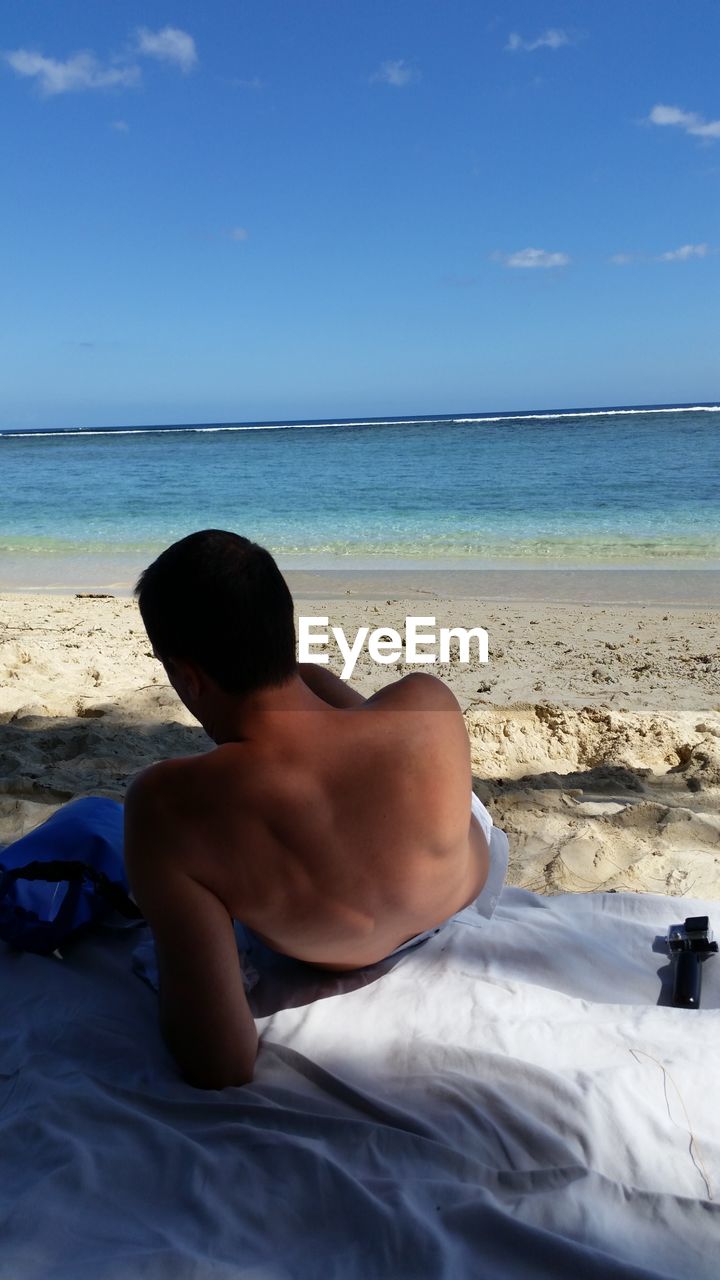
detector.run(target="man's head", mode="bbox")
[135,530,297,716]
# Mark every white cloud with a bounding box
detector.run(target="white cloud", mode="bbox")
[506,29,572,53]
[648,103,720,140]
[4,27,198,97]
[659,243,709,261]
[136,26,197,72]
[229,227,249,241]
[111,119,129,132]
[649,104,696,128]
[609,245,713,265]
[497,247,570,269]
[371,59,417,87]
[4,48,140,95]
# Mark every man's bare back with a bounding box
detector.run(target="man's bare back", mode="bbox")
[125,531,490,1089]
[125,667,488,1086]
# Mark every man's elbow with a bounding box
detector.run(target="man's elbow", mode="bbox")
[161,1017,257,1090]
[181,1060,255,1090]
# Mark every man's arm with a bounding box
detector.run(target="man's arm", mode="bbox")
[297,661,366,707]
[124,773,258,1090]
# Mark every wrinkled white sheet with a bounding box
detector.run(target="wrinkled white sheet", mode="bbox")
[1,885,719,1279]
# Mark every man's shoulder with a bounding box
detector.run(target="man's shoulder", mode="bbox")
[125,745,261,822]
[124,752,239,885]
[125,751,224,829]
[126,754,196,806]
[366,671,460,713]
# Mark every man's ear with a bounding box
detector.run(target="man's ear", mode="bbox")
[165,657,203,702]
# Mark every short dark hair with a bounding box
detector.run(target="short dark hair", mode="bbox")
[135,530,296,697]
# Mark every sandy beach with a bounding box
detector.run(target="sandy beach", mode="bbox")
[1,583,718,902]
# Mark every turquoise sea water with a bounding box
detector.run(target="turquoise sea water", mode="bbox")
[1,404,719,585]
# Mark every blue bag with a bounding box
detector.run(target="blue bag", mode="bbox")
[0,796,143,955]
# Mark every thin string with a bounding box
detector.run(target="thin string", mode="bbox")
[629,1047,713,1201]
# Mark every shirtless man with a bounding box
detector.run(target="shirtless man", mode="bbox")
[125,530,499,1090]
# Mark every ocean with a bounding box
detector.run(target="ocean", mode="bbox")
[1,403,719,589]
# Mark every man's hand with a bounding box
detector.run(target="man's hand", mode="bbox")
[124,770,258,1089]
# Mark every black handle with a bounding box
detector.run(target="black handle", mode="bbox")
[672,951,703,1008]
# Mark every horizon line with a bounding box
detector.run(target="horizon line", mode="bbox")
[2,398,719,439]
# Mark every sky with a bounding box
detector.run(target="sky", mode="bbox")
[1,1,719,429]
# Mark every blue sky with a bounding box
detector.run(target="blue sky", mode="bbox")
[2,1,719,428]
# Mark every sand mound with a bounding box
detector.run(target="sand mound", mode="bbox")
[466,701,720,779]
[468,703,720,900]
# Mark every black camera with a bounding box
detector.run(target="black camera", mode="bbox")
[667,916,718,1009]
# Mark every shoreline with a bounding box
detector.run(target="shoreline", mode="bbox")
[2,566,720,606]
